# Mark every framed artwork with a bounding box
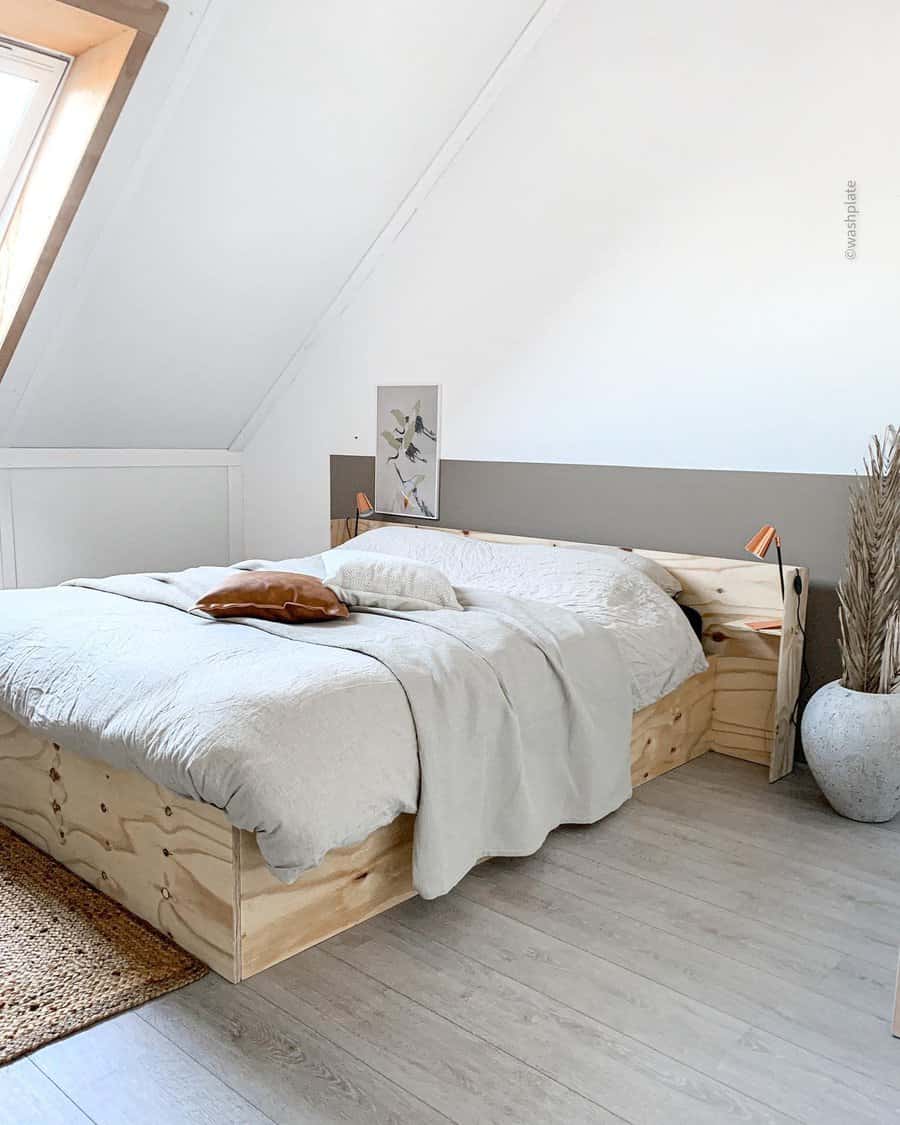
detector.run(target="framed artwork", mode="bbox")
[374,384,440,519]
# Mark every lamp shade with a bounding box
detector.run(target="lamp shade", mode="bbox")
[355,492,375,518]
[745,524,777,560]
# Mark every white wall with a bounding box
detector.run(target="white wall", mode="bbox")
[0,453,240,588]
[0,0,542,448]
[242,0,900,561]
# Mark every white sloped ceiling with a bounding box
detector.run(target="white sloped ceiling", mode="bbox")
[0,0,542,448]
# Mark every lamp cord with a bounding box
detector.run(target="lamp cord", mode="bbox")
[789,568,811,733]
[776,541,786,601]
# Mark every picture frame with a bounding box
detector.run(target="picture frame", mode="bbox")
[374,384,440,519]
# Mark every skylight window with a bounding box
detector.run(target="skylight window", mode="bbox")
[0,0,170,379]
[0,38,69,240]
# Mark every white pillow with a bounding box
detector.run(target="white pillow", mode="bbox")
[343,526,681,596]
[557,543,681,596]
[322,549,462,612]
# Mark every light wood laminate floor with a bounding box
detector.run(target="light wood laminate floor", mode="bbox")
[3,753,899,1124]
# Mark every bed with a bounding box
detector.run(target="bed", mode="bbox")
[0,522,807,982]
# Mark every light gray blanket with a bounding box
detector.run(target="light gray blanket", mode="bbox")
[0,563,632,898]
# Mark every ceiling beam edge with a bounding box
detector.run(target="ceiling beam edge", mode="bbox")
[228,0,571,453]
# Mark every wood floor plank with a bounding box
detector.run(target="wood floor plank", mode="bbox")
[685,757,900,841]
[510,847,869,983]
[675,757,900,852]
[456,859,898,1063]
[140,972,451,1125]
[327,914,894,1125]
[30,1010,272,1125]
[562,796,900,915]
[670,763,862,827]
[384,892,900,1118]
[664,754,897,846]
[633,774,900,899]
[0,1059,93,1125]
[247,946,619,1125]
[514,847,897,1014]
[681,754,815,795]
[541,832,900,969]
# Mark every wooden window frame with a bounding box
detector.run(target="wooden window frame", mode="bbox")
[0,0,167,380]
[0,39,70,229]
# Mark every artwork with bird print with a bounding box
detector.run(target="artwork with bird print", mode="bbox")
[375,384,440,518]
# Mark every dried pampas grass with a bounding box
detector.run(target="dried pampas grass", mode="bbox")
[881,612,900,694]
[838,426,900,693]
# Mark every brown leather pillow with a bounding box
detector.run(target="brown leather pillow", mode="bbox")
[193,571,349,623]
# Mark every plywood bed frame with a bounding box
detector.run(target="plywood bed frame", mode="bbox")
[0,521,807,982]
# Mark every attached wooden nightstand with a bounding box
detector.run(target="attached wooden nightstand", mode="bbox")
[712,595,805,783]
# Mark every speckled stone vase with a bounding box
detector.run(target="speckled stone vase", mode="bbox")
[801,680,900,823]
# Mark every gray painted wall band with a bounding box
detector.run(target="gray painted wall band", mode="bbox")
[332,455,851,726]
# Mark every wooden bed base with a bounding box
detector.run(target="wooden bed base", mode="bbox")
[0,671,713,982]
[0,525,806,982]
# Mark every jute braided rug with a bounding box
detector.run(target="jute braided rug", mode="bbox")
[0,824,207,1065]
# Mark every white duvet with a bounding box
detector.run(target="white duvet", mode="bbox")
[0,531,705,896]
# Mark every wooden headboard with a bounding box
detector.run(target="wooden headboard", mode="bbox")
[330,518,809,782]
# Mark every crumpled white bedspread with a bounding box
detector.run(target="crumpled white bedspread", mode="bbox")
[0,560,633,897]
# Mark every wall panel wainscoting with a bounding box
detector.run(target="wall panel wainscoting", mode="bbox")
[0,449,243,588]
